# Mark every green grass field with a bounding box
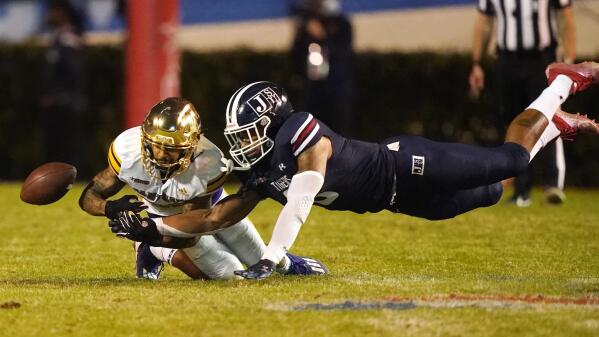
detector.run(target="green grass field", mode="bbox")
[1,183,598,337]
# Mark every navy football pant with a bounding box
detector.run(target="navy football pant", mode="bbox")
[385,136,530,220]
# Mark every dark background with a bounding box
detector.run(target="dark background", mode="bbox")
[1,45,597,185]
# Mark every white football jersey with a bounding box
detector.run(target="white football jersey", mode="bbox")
[107,127,227,216]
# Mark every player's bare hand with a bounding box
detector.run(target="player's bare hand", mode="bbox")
[469,64,485,99]
[234,259,276,280]
[105,195,147,220]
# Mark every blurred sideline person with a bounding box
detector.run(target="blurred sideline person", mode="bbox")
[112,63,599,280]
[291,0,354,136]
[40,0,87,169]
[79,98,328,279]
[469,0,576,206]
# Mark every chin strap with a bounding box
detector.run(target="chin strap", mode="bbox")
[262,170,325,263]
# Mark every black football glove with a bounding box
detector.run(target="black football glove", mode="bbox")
[104,195,147,220]
[108,211,161,245]
[234,259,277,280]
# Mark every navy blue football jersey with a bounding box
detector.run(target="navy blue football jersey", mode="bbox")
[236,112,396,213]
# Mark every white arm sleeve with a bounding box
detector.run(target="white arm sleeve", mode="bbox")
[262,170,324,263]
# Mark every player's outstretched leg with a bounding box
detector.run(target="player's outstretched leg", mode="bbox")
[505,62,599,156]
[546,61,599,94]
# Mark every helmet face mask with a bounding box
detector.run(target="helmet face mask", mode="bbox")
[224,115,273,170]
[224,81,293,170]
[143,140,188,168]
[141,98,201,179]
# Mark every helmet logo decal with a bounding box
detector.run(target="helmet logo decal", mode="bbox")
[247,88,281,115]
[153,134,175,145]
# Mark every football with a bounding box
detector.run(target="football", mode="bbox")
[20,162,77,205]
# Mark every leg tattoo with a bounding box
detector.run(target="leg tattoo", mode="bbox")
[505,109,549,153]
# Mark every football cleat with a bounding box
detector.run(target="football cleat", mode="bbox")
[545,187,566,205]
[552,110,599,141]
[135,242,163,280]
[507,195,531,208]
[285,253,329,276]
[546,62,599,94]
[234,259,276,280]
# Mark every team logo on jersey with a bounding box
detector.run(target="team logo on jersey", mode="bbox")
[178,187,189,196]
[411,155,425,175]
[386,141,400,152]
[247,88,281,115]
[278,163,286,171]
[270,175,292,192]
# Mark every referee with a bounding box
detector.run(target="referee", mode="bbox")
[469,0,576,206]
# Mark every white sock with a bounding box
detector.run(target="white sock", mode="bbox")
[149,246,177,264]
[529,122,561,161]
[527,75,573,121]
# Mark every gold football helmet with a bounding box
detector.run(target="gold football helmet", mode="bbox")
[141,97,202,179]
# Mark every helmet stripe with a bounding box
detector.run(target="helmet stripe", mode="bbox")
[226,86,245,125]
[229,81,265,125]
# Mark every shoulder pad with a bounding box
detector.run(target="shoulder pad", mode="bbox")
[191,137,228,194]
[108,127,141,176]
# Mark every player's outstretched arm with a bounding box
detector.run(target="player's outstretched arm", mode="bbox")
[79,167,127,216]
[111,189,261,245]
[235,137,332,280]
[160,189,262,235]
[263,137,331,262]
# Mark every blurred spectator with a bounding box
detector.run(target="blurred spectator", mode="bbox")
[290,0,354,136]
[40,0,86,168]
[469,0,576,206]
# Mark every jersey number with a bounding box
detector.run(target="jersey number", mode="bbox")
[314,191,339,206]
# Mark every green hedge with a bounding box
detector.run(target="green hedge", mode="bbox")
[1,45,598,186]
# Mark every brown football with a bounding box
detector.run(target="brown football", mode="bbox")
[20,162,77,205]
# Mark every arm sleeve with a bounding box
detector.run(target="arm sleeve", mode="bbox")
[261,171,325,263]
[477,0,495,15]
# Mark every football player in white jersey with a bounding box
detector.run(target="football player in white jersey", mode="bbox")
[79,97,328,279]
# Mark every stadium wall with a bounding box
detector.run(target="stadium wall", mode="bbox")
[83,2,599,56]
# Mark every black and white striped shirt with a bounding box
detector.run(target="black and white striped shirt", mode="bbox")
[478,0,571,52]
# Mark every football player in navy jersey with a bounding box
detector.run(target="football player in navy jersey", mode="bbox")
[112,62,599,280]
